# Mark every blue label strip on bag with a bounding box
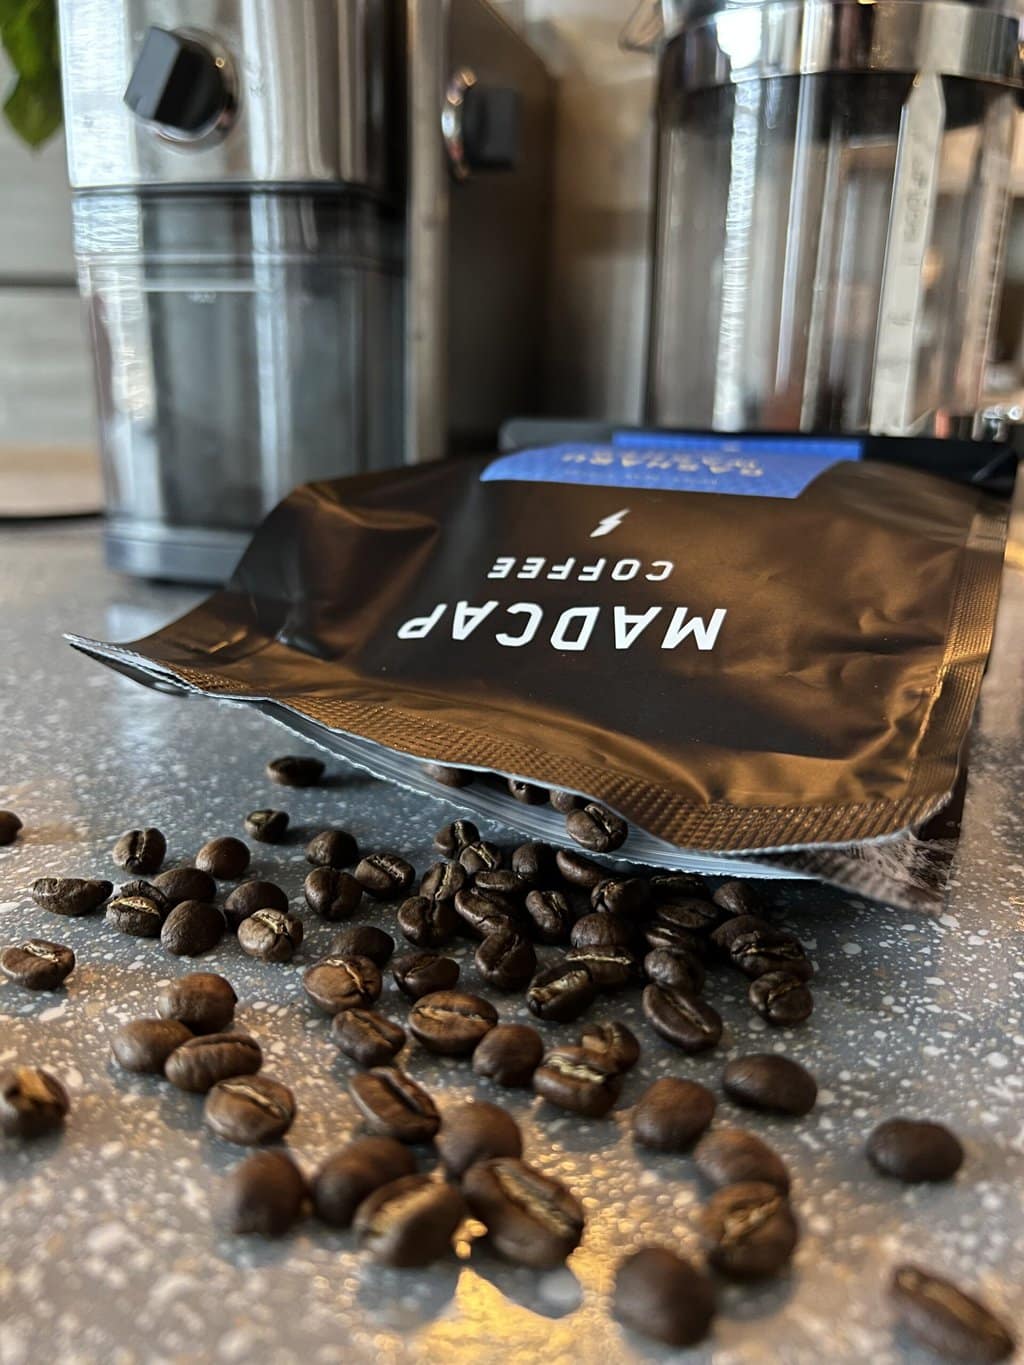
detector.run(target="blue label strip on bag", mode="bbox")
[482,433,863,499]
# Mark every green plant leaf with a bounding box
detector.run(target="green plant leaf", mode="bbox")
[3,69,61,147]
[1,0,61,146]
[3,0,53,81]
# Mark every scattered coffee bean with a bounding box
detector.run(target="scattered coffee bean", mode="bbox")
[748,971,814,1026]
[105,894,166,938]
[306,828,359,869]
[524,888,573,944]
[650,871,708,903]
[534,1046,622,1117]
[591,877,649,916]
[867,1118,964,1183]
[527,961,595,1023]
[472,1024,544,1088]
[643,947,705,994]
[511,842,557,886]
[332,1008,406,1067]
[434,819,479,857]
[117,879,170,913]
[713,880,763,917]
[729,925,812,981]
[458,840,504,875]
[508,777,547,805]
[238,908,304,963]
[475,927,536,991]
[0,938,75,991]
[392,951,460,1000]
[653,897,720,935]
[644,906,708,958]
[710,914,772,955]
[424,763,473,788]
[398,895,457,948]
[302,955,382,1014]
[313,1137,415,1227]
[31,876,111,917]
[223,879,289,931]
[889,1263,1015,1363]
[693,1128,790,1193]
[355,852,415,900]
[436,1099,523,1178]
[566,945,639,991]
[304,866,363,921]
[453,885,517,939]
[355,1173,466,1267]
[0,1066,69,1138]
[349,1066,440,1142]
[723,1055,817,1117]
[549,790,583,814]
[642,983,723,1053]
[571,912,634,951]
[419,861,467,902]
[153,866,217,907]
[329,924,394,966]
[613,1246,715,1348]
[160,900,225,957]
[244,808,290,843]
[555,849,605,889]
[195,837,250,880]
[566,802,628,853]
[156,972,236,1034]
[462,1157,584,1268]
[266,755,324,787]
[218,1150,307,1236]
[0,811,22,845]
[698,1181,799,1279]
[579,1020,640,1073]
[474,869,526,899]
[110,1018,192,1074]
[112,827,166,876]
[164,1033,262,1093]
[204,1075,296,1144]
[408,990,498,1056]
[632,1077,716,1151]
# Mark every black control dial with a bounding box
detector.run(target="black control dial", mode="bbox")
[123,26,229,135]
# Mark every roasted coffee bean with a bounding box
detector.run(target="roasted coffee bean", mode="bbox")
[571,912,634,951]
[729,926,812,981]
[534,1046,622,1117]
[591,877,650,916]
[331,1008,406,1067]
[713,879,763,918]
[643,946,706,994]
[579,1020,640,1073]
[644,906,708,958]
[223,878,289,931]
[105,894,166,938]
[117,879,170,914]
[749,971,814,1026]
[164,1033,262,1093]
[305,828,359,869]
[112,827,166,876]
[867,1118,964,1183]
[472,1024,544,1088]
[238,908,304,963]
[0,938,74,991]
[156,972,236,1034]
[613,1247,716,1348]
[244,808,289,843]
[266,754,324,787]
[434,818,479,857]
[329,924,394,966]
[152,866,217,907]
[723,1055,817,1117]
[205,1075,296,1145]
[31,876,111,917]
[110,1018,192,1074]
[436,1099,522,1178]
[398,895,457,949]
[349,1066,440,1142]
[462,1158,584,1268]
[453,885,517,939]
[303,866,362,922]
[458,840,504,875]
[889,1264,1015,1363]
[0,810,22,845]
[642,983,723,1053]
[508,777,547,805]
[424,762,473,788]
[160,900,225,957]
[408,990,498,1056]
[511,841,557,887]
[392,951,460,1000]
[650,871,708,903]
[354,852,415,900]
[0,1067,69,1138]
[632,1077,716,1151]
[566,945,639,991]
[474,869,527,899]
[710,914,773,954]
[195,836,250,880]
[527,961,595,1023]
[555,848,605,889]
[355,1173,465,1267]
[419,860,467,902]
[694,1128,790,1193]
[524,888,573,944]
[302,955,382,1014]
[698,1181,799,1279]
[218,1150,307,1236]
[549,790,583,813]
[652,897,720,935]
[312,1137,415,1227]
[475,927,536,991]
[566,802,628,853]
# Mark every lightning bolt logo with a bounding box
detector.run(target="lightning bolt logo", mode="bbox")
[590,508,630,538]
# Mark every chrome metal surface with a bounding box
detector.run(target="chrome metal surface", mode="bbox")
[442,67,479,182]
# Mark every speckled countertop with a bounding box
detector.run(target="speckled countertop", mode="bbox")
[2,514,1024,1365]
